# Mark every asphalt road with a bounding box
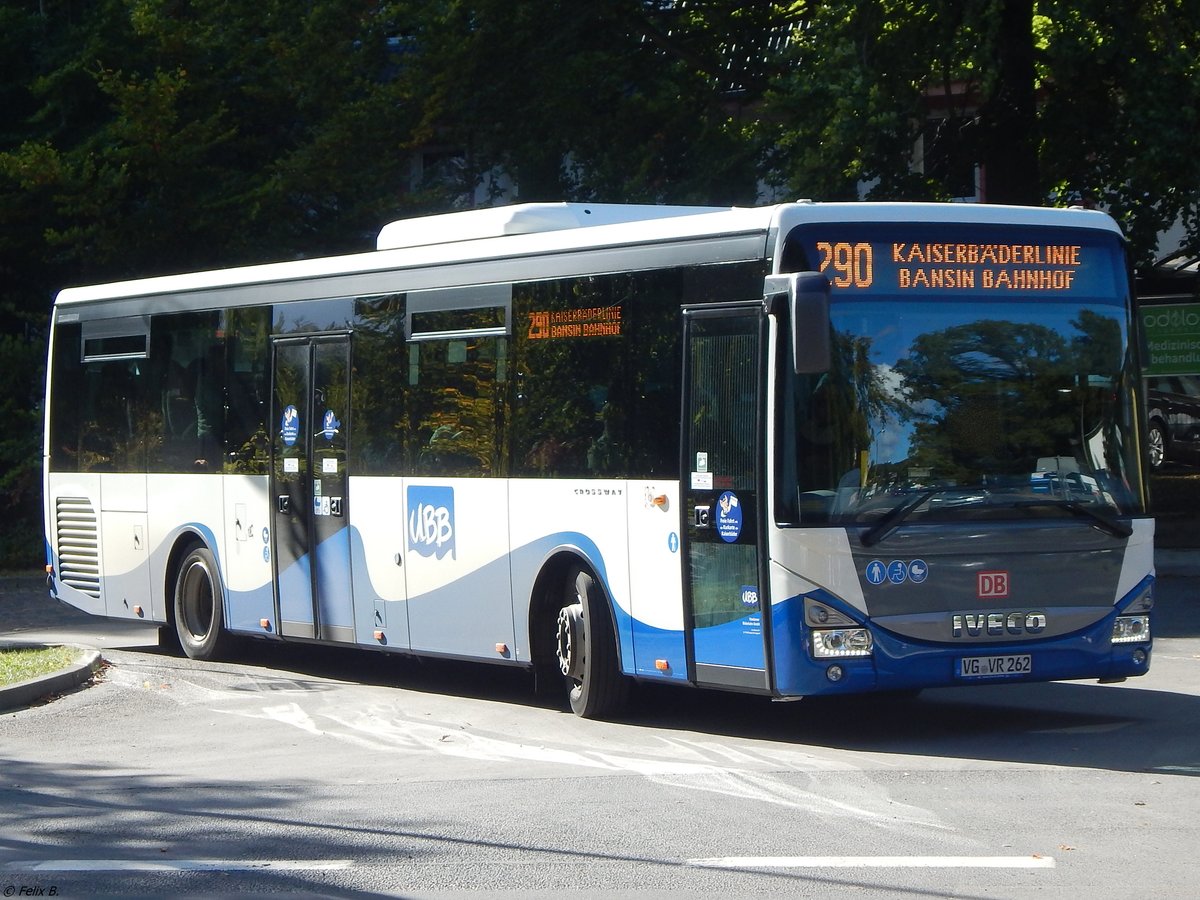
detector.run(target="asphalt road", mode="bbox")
[1,562,1198,898]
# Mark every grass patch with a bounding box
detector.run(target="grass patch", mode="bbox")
[0,645,79,687]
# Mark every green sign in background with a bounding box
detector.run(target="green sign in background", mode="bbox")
[1142,302,1200,376]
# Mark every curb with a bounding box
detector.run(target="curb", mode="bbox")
[0,641,103,714]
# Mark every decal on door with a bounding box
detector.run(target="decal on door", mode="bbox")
[715,491,743,543]
[407,485,456,560]
[280,405,300,446]
[321,409,341,441]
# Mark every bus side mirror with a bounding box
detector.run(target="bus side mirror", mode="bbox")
[765,272,831,375]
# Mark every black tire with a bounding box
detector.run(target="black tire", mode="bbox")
[1148,420,1167,469]
[158,624,182,654]
[173,544,231,661]
[554,566,628,718]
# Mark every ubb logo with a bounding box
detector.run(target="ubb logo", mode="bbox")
[740,586,759,609]
[407,485,456,560]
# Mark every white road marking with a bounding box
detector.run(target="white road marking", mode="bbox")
[688,855,1055,869]
[212,702,952,828]
[112,664,948,830]
[7,859,353,872]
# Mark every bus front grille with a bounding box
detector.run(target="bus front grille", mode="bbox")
[56,496,101,600]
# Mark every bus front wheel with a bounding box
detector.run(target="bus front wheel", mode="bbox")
[554,566,627,719]
[173,544,230,661]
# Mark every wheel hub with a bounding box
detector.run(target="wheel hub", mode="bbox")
[556,603,585,679]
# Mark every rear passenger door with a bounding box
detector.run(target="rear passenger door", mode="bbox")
[270,334,355,642]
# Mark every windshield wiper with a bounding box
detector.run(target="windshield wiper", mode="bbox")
[859,487,950,547]
[857,486,1132,546]
[1005,499,1133,538]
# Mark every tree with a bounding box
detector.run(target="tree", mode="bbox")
[760,0,1200,263]
[0,332,44,567]
[0,0,434,305]
[1037,0,1200,263]
[398,0,792,206]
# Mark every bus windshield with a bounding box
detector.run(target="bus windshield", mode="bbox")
[780,221,1146,530]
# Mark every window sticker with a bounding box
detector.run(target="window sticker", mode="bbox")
[715,491,743,543]
[321,409,341,441]
[887,560,909,584]
[280,405,299,446]
[864,558,930,586]
[740,585,759,609]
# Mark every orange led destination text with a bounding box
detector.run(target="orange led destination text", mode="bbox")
[528,306,623,340]
[892,241,1084,292]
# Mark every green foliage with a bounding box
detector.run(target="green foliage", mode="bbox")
[1037,0,1200,264]
[0,0,1198,562]
[0,333,45,568]
[403,0,791,205]
[0,0,432,291]
[761,0,1200,263]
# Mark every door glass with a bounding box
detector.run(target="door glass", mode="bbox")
[271,341,314,636]
[685,312,765,674]
[311,339,354,641]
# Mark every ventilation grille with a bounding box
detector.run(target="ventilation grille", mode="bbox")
[56,496,100,600]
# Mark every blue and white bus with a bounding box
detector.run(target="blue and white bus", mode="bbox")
[43,201,1155,717]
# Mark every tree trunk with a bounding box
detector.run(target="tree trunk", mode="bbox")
[979,0,1040,205]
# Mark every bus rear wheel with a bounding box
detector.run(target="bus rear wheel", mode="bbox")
[173,544,230,661]
[554,566,628,719]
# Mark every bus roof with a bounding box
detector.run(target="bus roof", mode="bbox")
[53,201,1123,307]
[375,202,732,250]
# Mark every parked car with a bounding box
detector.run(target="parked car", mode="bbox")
[1146,374,1200,468]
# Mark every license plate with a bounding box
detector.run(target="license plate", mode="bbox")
[959,654,1032,677]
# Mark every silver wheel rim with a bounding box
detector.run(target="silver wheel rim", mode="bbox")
[556,603,584,680]
[180,558,214,640]
[1149,426,1164,467]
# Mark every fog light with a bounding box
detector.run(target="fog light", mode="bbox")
[826,665,844,682]
[812,628,873,658]
[1112,615,1150,644]
[1132,648,1147,665]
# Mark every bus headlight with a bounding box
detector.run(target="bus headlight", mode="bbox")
[812,628,873,658]
[1111,615,1150,644]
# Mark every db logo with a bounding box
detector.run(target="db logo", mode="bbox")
[977,571,1009,599]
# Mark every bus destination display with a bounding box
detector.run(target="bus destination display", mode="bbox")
[811,237,1112,296]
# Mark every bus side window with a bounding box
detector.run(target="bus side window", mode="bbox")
[191,343,226,470]
[409,337,504,477]
[79,359,152,473]
[162,358,197,439]
[511,278,627,478]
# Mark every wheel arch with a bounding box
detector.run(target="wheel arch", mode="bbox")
[527,549,623,673]
[162,527,221,629]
